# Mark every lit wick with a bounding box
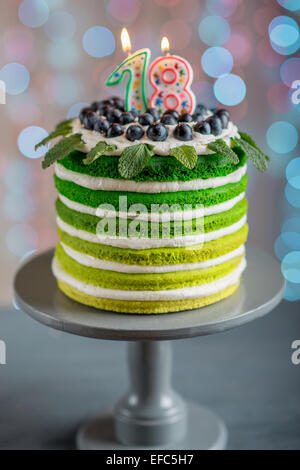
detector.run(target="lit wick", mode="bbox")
[161,36,170,56]
[121,28,132,57]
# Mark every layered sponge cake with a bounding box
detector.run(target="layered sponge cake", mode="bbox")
[38,97,268,314]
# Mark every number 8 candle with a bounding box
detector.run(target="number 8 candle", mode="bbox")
[149,37,196,116]
[106,28,151,114]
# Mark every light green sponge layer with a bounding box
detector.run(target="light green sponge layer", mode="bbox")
[55,197,247,237]
[58,223,248,266]
[55,243,243,291]
[54,174,248,210]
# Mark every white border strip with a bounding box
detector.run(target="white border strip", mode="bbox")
[60,242,245,273]
[55,162,247,194]
[52,256,246,301]
[56,214,247,249]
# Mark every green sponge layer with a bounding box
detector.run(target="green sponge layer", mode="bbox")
[55,243,243,291]
[58,223,248,266]
[54,174,248,211]
[58,148,247,182]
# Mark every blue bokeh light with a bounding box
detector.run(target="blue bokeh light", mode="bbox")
[277,0,300,12]
[45,11,76,42]
[285,183,300,208]
[213,74,246,106]
[83,26,115,58]
[282,217,300,233]
[281,251,300,284]
[280,58,300,87]
[201,47,233,78]
[47,42,79,69]
[67,102,90,119]
[19,0,49,28]
[266,121,298,153]
[269,16,300,55]
[0,63,30,95]
[18,126,49,159]
[286,158,300,189]
[284,281,300,301]
[198,16,231,46]
[206,0,237,17]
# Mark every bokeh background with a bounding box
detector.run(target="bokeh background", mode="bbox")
[0,0,299,305]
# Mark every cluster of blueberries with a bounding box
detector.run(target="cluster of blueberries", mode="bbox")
[79,97,230,143]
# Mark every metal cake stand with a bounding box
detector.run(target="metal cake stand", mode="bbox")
[14,244,285,450]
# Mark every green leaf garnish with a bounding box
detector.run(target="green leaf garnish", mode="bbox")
[234,138,268,172]
[42,134,83,169]
[207,139,239,164]
[83,141,117,165]
[239,131,270,161]
[169,146,198,169]
[118,144,154,179]
[35,119,73,150]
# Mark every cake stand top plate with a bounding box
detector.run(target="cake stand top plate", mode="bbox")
[14,245,285,341]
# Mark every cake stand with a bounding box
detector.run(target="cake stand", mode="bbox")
[14,244,285,450]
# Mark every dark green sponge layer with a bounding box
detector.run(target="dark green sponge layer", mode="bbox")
[56,197,247,237]
[58,148,247,182]
[54,174,248,211]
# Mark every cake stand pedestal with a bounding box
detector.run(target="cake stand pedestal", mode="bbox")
[14,244,285,450]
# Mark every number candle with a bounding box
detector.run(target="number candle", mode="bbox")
[106,28,151,114]
[149,37,196,116]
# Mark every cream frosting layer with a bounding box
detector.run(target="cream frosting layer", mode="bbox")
[60,242,245,273]
[58,192,245,222]
[56,214,247,249]
[72,118,240,156]
[55,162,247,193]
[52,256,246,300]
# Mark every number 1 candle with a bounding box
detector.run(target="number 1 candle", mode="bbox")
[106,28,151,114]
[149,37,196,116]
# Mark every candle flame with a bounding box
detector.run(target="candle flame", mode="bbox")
[161,36,170,54]
[121,28,131,54]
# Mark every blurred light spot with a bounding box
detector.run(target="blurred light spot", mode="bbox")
[225,28,253,65]
[282,217,300,233]
[281,251,300,283]
[283,281,300,301]
[3,28,34,64]
[47,42,79,69]
[267,121,298,153]
[282,232,300,250]
[170,0,201,22]
[280,58,300,87]
[19,0,49,28]
[51,74,80,105]
[286,158,300,189]
[4,160,33,193]
[202,47,233,78]
[285,183,300,208]
[198,16,230,46]
[45,11,76,42]
[257,38,284,67]
[192,81,218,108]
[206,0,237,17]
[0,63,30,95]
[107,0,141,24]
[18,126,49,159]
[269,16,300,55]
[4,193,35,222]
[214,74,246,106]
[274,234,291,260]
[161,20,191,50]
[8,91,41,125]
[267,82,293,112]
[67,102,90,119]
[6,224,38,257]
[277,0,300,12]
[83,26,115,58]
[45,0,65,8]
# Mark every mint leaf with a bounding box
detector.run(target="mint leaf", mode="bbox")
[235,138,268,172]
[35,119,73,150]
[239,131,270,161]
[83,141,117,165]
[118,144,154,179]
[42,134,83,169]
[169,146,198,169]
[208,139,239,164]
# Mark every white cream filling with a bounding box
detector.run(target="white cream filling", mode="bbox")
[52,256,246,301]
[56,214,247,249]
[72,118,240,157]
[60,242,245,273]
[55,162,247,193]
[58,192,245,222]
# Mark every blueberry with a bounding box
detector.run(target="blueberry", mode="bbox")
[194,121,211,135]
[112,97,125,111]
[195,104,207,114]
[173,123,193,141]
[101,104,113,117]
[216,109,230,128]
[205,117,222,136]
[79,107,93,124]
[146,107,160,122]
[106,108,122,123]
[83,111,97,130]
[179,113,193,123]
[163,109,180,120]
[119,112,135,125]
[107,123,124,138]
[138,113,155,126]
[100,98,115,107]
[192,112,204,122]
[130,110,139,119]
[126,125,145,141]
[147,123,168,141]
[94,117,110,134]
[160,114,177,125]
[90,101,99,111]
